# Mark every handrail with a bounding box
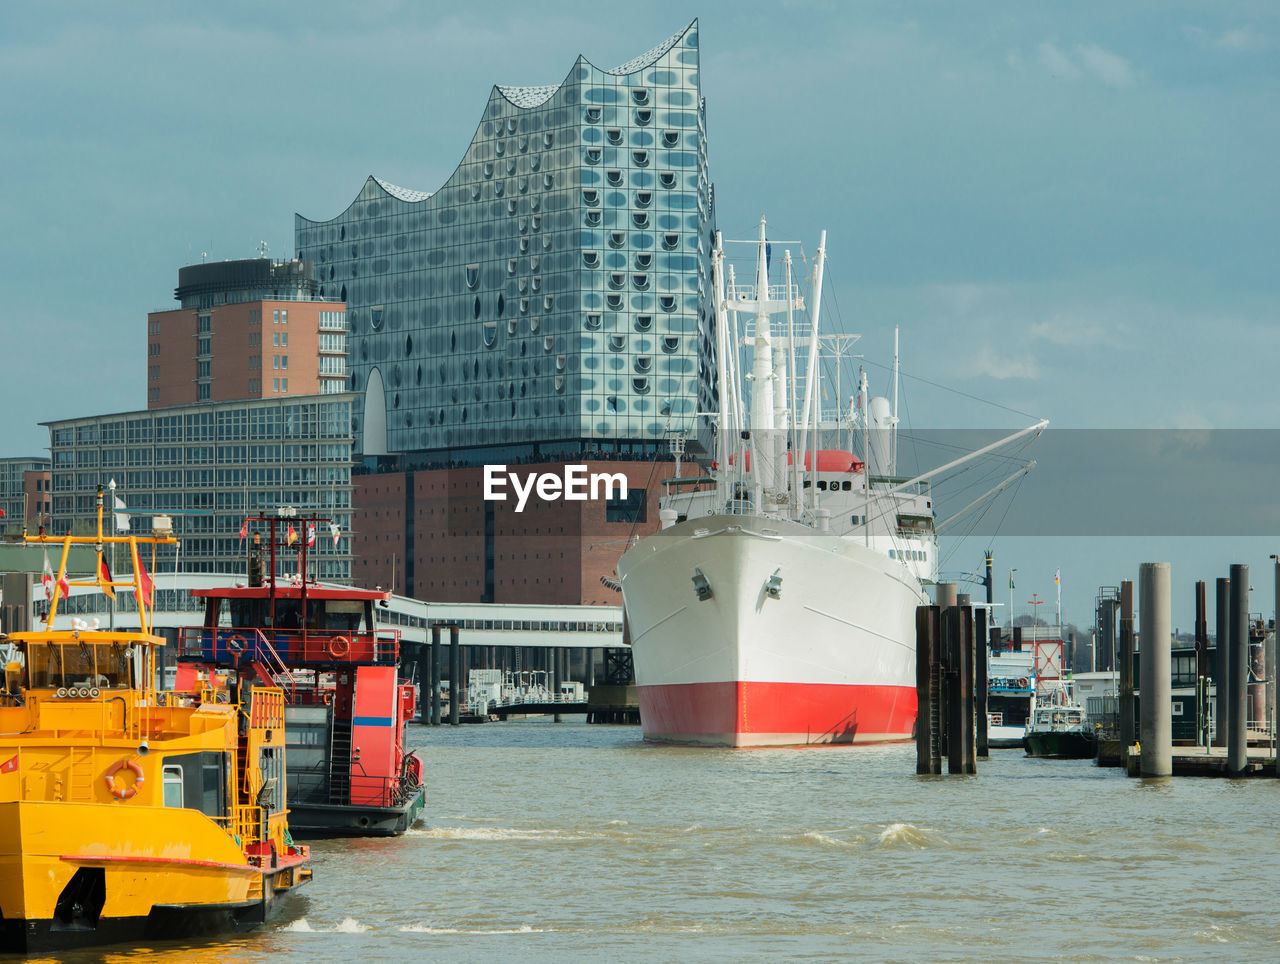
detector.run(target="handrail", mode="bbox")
[249,628,294,699]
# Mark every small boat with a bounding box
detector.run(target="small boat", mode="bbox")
[986,639,1036,748]
[1024,682,1098,759]
[0,488,310,953]
[176,513,425,836]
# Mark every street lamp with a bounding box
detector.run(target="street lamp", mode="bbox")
[1009,568,1017,634]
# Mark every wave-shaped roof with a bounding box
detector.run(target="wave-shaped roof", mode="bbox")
[372,176,433,203]
[495,19,695,110]
[607,21,690,75]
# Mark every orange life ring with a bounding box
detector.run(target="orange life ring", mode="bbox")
[328,636,351,659]
[227,634,248,653]
[104,758,144,801]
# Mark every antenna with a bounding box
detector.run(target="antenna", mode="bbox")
[257,240,269,259]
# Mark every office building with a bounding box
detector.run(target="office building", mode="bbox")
[0,458,51,531]
[147,257,348,408]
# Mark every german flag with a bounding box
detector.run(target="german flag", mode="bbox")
[98,553,115,600]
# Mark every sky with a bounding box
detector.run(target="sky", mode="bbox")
[1,1,1277,629]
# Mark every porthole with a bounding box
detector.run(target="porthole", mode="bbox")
[662,131,679,148]
[609,335,626,351]
[662,336,679,353]
[606,395,620,413]
[585,314,602,330]
[609,231,626,248]
[583,189,599,205]
[393,393,400,409]
[544,335,555,351]
[556,354,567,371]
[405,335,413,355]
[583,251,600,267]
[635,191,652,207]
[508,259,517,275]
[497,293,505,315]
[632,377,650,393]
[632,88,649,105]
[532,215,542,230]
[506,160,516,176]
[555,374,566,393]
[506,118,517,134]
[606,294,623,311]
[662,233,679,250]
[530,316,540,333]
[632,150,649,167]
[519,136,529,153]
[607,169,623,186]
[659,172,677,188]
[632,212,649,228]
[634,314,653,332]
[507,199,517,214]
[606,128,622,145]
[543,132,554,148]
[466,265,480,289]
[495,140,506,157]
[634,109,652,125]
[635,253,652,269]
[416,364,422,385]
[519,238,529,253]
[659,294,677,311]
[508,319,519,335]
[483,163,494,178]
[544,295,554,311]
[520,298,529,314]
[532,276,542,291]
[609,272,625,290]
[585,149,601,164]
[543,173,554,189]
[473,296,481,318]
[585,108,601,123]
[494,181,504,197]
[634,356,652,372]
[585,209,602,226]
[632,273,649,290]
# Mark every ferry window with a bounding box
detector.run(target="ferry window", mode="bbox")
[888,550,896,559]
[324,599,365,633]
[163,766,184,808]
[841,481,852,491]
[817,480,827,491]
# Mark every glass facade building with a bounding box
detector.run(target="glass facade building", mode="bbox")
[45,395,356,582]
[295,20,715,462]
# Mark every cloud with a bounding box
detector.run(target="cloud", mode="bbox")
[1216,26,1269,52]
[969,347,1042,380]
[1075,43,1134,88]
[1036,42,1081,79]
[1032,41,1135,88]
[1027,319,1111,347]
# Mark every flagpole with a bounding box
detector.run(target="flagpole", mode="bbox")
[108,479,117,631]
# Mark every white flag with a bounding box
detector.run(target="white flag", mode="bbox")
[329,522,340,547]
[114,495,130,532]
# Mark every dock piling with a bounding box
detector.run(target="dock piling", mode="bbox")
[1138,563,1172,777]
[915,605,941,775]
[975,606,989,759]
[1228,565,1249,776]
[1118,580,1135,751]
[449,625,462,726]
[430,628,442,726]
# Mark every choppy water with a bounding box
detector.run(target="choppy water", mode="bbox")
[42,719,1280,962]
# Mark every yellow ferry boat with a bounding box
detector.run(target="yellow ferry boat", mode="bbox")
[0,487,310,953]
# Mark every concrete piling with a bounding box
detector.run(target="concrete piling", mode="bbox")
[1138,563,1172,777]
[1228,565,1249,776]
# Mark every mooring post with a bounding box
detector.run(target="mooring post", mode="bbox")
[416,643,431,723]
[1194,581,1209,746]
[1228,565,1249,776]
[553,646,564,723]
[975,605,989,759]
[915,605,941,775]
[959,605,976,773]
[1138,563,1172,777]
[1119,580,1135,750]
[1275,557,1280,778]
[1214,578,1229,747]
[430,626,442,726]
[944,604,971,775]
[449,625,462,725]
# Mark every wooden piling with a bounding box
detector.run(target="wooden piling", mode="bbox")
[1214,578,1229,747]
[430,628,442,726]
[976,606,989,759]
[1118,580,1135,750]
[1228,565,1249,776]
[915,605,941,775]
[449,625,462,726]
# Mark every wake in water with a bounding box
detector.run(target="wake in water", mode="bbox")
[283,918,369,933]
[874,822,947,848]
[399,924,546,935]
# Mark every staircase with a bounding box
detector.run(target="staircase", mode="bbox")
[327,716,353,805]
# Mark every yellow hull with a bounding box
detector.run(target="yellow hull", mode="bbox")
[0,800,302,952]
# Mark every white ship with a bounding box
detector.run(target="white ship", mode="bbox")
[617,218,1042,747]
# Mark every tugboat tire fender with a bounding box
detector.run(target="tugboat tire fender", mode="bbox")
[329,636,351,658]
[105,758,144,800]
[1016,677,1029,689]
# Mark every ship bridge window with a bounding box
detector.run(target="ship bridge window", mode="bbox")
[897,514,935,535]
[320,599,368,633]
[25,642,132,690]
[842,480,852,491]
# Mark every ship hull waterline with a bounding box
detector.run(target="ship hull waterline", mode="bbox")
[619,515,927,748]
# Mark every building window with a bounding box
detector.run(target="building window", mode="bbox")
[197,315,211,333]
[197,383,211,401]
[197,361,210,378]
[281,332,287,347]
[281,356,288,370]
[281,378,287,392]
[281,310,288,324]
[273,378,280,392]
[197,337,211,355]
[273,310,279,324]
[273,333,279,347]
[607,489,646,523]
[273,356,279,369]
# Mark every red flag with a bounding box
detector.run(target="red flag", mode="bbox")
[239,519,249,542]
[330,522,340,547]
[137,557,154,608]
[98,553,115,600]
[56,570,70,600]
[306,523,316,548]
[0,755,17,773]
[287,524,298,546]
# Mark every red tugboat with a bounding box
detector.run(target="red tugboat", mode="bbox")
[175,513,424,836]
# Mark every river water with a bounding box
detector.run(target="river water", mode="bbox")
[46,718,1280,963]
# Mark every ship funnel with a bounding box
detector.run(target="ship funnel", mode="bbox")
[867,396,893,477]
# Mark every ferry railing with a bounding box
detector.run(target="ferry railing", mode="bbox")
[233,804,263,846]
[176,626,402,667]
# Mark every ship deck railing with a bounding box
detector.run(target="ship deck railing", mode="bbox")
[176,626,401,668]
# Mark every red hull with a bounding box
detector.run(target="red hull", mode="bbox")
[638,681,918,747]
